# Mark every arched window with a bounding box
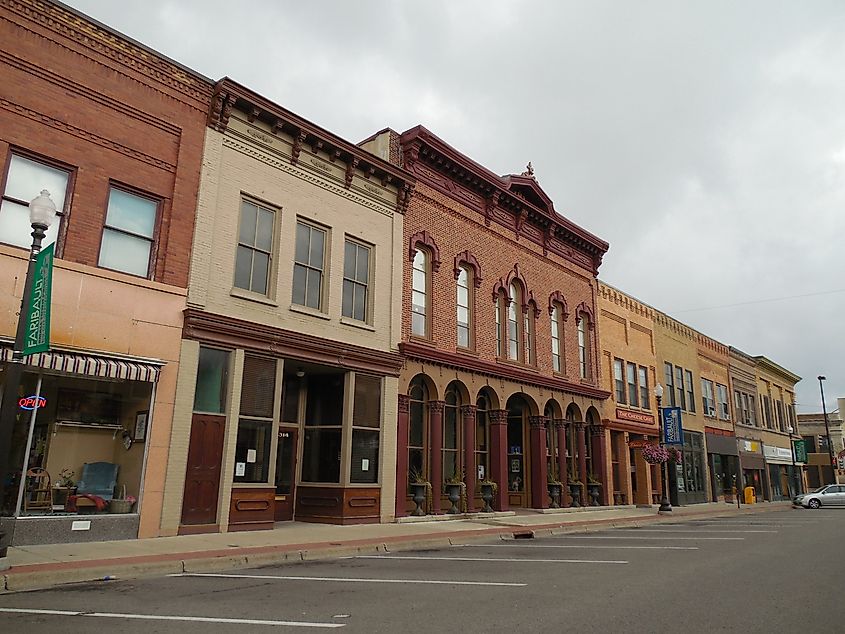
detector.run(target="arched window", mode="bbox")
[411,249,429,337]
[550,303,564,373]
[408,376,428,482]
[456,266,472,349]
[508,282,520,360]
[578,313,590,379]
[443,383,462,481]
[495,291,504,357]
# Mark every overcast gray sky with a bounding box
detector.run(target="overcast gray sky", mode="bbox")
[65,0,844,413]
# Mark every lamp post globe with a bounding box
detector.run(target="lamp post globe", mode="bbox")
[28,189,56,228]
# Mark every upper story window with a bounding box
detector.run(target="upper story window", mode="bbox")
[293,220,326,310]
[411,248,429,337]
[675,366,686,410]
[495,293,503,357]
[577,313,591,379]
[626,362,638,406]
[550,303,564,373]
[684,370,695,413]
[701,379,716,416]
[98,186,158,278]
[664,362,695,412]
[664,362,675,407]
[497,281,535,365]
[507,283,520,360]
[234,199,275,295]
[343,238,371,322]
[456,266,472,348]
[716,383,730,420]
[638,366,650,409]
[0,153,69,250]
[614,358,650,409]
[613,358,625,404]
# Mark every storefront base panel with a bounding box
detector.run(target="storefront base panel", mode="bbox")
[177,523,220,536]
[295,486,381,524]
[6,513,139,546]
[228,487,275,532]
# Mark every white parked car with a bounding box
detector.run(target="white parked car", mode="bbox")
[793,484,845,509]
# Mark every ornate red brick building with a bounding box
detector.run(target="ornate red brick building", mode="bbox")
[362,127,610,515]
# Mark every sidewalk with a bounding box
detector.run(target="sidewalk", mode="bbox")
[1,501,792,592]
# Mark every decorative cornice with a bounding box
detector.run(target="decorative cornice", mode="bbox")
[408,230,441,272]
[183,308,403,376]
[0,97,175,172]
[399,340,611,401]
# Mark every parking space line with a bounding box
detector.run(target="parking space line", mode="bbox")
[0,607,344,628]
[614,528,776,534]
[353,555,627,564]
[172,573,526,587]
[455,544,698,550]
[553,535,744,541]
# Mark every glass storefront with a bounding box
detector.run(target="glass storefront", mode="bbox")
[674,431,707,505]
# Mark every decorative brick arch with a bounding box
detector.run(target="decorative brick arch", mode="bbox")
[408,230,441,272]
[526,291,542,319]
[548,291,569,320]
[575,301,595,331]
[453,250,483,288]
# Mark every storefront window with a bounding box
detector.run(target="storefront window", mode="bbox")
[443,384,460,482]
[475,391,491,482]
[301,372,344,482]
[194,347,229,413]
[408,377,427,483]
[351,374,381,484]
[234,355,276,484]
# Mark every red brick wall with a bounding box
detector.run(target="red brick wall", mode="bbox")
[0,0,211,288]
[403,181,602,385]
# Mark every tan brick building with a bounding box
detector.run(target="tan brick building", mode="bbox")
[362,127,610,514]
[160,80,414,535]
[596,282,661,506]
[0,0,210,545]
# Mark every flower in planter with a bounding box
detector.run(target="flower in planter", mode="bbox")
[642,443,670,464]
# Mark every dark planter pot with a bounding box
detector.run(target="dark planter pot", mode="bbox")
[410,482,428,516]
[445,483,462,514]
[547,483,562,509]
[480,483,495,513]
[587,483,602,506]
[568,482,583,508]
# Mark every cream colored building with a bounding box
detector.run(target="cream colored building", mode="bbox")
[160,80,414,535]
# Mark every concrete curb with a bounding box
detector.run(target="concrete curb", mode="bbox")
[1,502,792,592]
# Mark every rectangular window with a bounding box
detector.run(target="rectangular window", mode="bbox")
[234,200,274,295]
[301,372,344,482]
[685,370,695,413]
[193,347,229,413]
[98,186,158,278]
[523,311,534,364]
[626,362,638,407]
[664,362,675,407]
[614,359,625,404]
[747,394,756,426]
[292,220,326,310]
[776,400,785,431]
[456,267,471,348]
[638,366,650,409]
[0,153,69,250]
[343,239,370,322]
[412,250,428,337]
[701,379,715,416]
[716,384,730,420]
[495,297,502,357]
[551,306,561,372]
[234,355,277,484]
[351,374,381,484]
[675,366,686,411]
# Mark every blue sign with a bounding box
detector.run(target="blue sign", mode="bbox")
[662,407,683,445]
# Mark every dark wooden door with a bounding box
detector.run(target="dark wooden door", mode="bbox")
[181,414,225,525]
[274,427,298,521]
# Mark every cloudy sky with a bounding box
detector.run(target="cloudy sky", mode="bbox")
[65,0,844,413]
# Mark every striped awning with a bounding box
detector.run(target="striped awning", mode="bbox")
[0,346,163,382]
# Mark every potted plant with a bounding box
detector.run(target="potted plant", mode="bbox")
[587,473,602,506]
[567,471,583,508]
[408,467,431,517]
[547,469,564,509]
[478,478,498,513]
[53,467,76,509]
[444,469,466,514]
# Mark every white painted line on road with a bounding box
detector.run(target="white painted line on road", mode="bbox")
[554,536,744,541]
[353,555,627,564]
[614,528,776,534]
[0,607,344,628]
[455,543,699,550]
[172,572,527,587]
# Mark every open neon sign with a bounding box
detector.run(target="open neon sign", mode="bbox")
[19,395,47,410]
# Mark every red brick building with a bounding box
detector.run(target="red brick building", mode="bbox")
[0,0,211,544]
[362,127,610,515]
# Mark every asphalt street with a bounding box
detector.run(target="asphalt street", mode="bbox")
[0,508,841,633]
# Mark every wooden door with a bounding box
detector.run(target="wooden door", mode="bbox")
[181,414,225,526]
[274,427,298,521]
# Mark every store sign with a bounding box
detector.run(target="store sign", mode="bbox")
[793,439,807,463]
[742,440,761,453]
[617,408,655,424]
[628,439,651,449]
[23,243,54,356]
[764,445,793,460]
[662,407,683,445]
[18,395,47,410]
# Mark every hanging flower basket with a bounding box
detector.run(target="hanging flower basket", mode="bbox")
[666,446,683,464]
[642,443,670,464]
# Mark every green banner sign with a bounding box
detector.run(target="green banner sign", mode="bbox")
[793,439,807,463]
[23,243,54,356]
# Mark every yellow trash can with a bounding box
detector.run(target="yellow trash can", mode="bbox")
[744,486,756,504]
